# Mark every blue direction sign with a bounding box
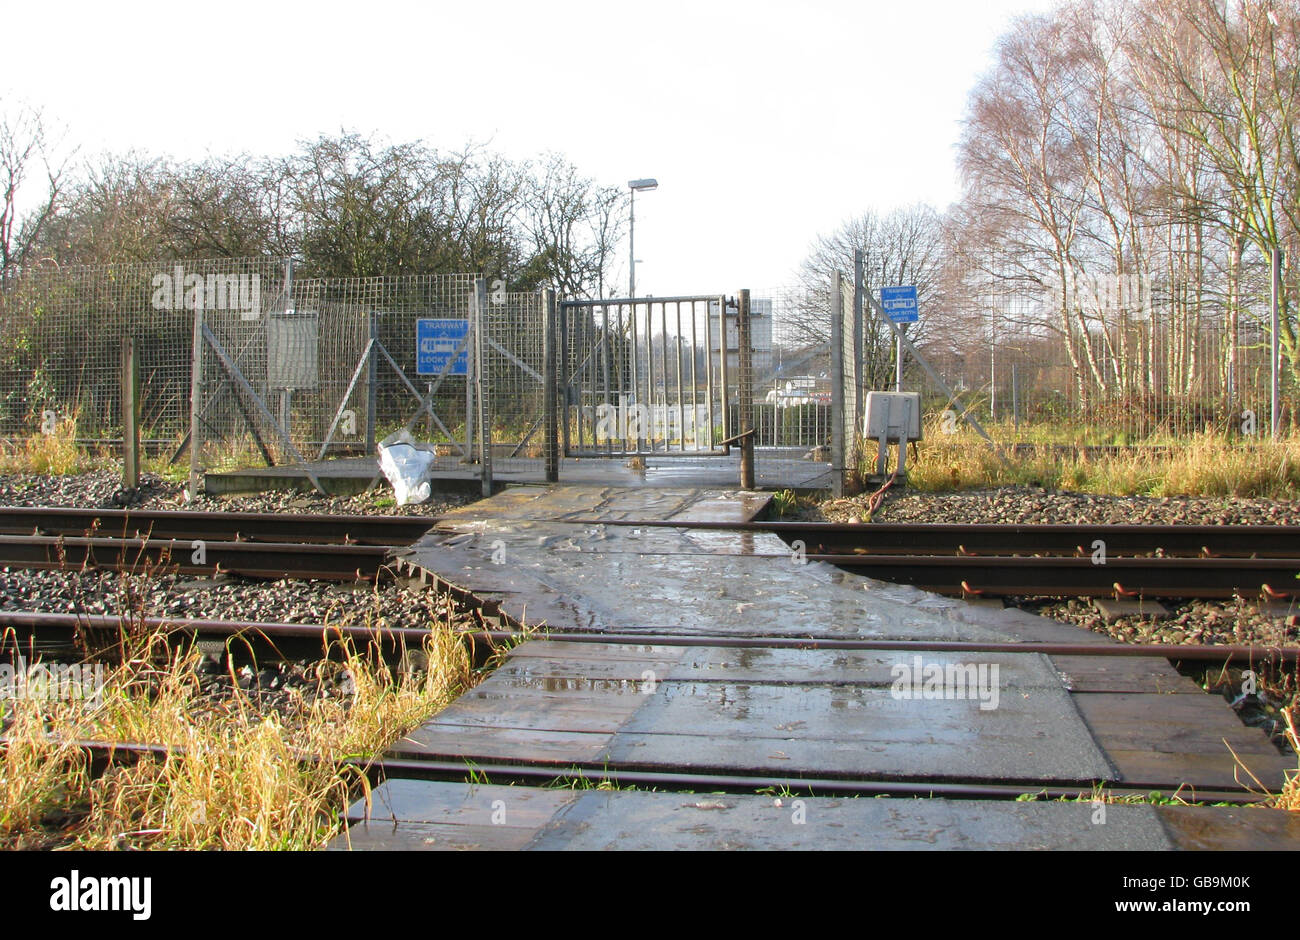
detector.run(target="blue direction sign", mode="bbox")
[880,285,919,323]
[416,318,469,376]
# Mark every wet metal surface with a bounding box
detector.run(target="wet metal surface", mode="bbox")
[438,485,772,525]
[330,781,1177,850]
[399,642,1114,783]
[403,512,1101,643]
[394,632,1292,794]
[330,780,579,851]
[528,790,1173,851]
[371,484,1297,849]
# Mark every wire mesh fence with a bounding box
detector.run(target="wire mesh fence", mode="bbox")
[4,250,1291,495]
[479,286,546,474]
[0,258,285,444]
[909,254,1296,444]
[759,251,1297,457]
[192,270,482,477]
[0,259,491,477]
[0,258,562,488]
[749,285,834,457]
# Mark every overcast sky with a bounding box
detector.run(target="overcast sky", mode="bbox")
[5,0,1059,293]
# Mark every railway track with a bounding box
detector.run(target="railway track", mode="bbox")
[0,507,438,545]
[6,612,1286,806]
[0,534,394,581]
[536,518,1300,599]
[1,505,1297,597]
[799,552,1300,598]
[2,611,1294,665]
[0,508,443,581]
[560,518,1300,558]
[39,738,1269,806]
[2,506,1294,839]
[14,509,1297,560]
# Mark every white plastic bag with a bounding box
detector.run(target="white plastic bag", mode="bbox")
[376,430,437,506]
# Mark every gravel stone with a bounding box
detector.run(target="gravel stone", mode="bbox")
[0,469,476,517]
[812,484,1300,527]
[0,470,486,731]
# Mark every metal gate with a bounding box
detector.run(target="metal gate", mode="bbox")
[559,295,753,459]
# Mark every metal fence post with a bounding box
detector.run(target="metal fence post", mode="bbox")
[852,249,864,472]
[543,288,559,482]
[737,288,755,489]
[366,308,378,454]
[830,271,845,497]
[121,336,139,491]
[474,278,492,496]
[188,302,205,501]
[464,316,475,465]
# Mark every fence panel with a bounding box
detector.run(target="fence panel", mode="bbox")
[559,295,735,457]
[0,258,285,445]
[479,287,546,475]
[3,249,1292,491]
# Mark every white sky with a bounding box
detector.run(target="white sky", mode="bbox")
[4,0,1059,294]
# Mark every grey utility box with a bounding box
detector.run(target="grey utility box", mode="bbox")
[864,391,922,443]
[863,391,922,481]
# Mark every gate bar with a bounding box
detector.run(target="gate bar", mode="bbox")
[543,288,558,482]
[738,288,755,488]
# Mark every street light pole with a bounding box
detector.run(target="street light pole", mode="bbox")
[627,178,658,298]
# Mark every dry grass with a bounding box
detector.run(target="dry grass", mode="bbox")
[1273,708,1300,812]
[897,423,1300,499]
[0,614,484,850]
[0,418,87,476]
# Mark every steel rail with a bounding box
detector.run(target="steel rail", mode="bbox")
[0,506,438,545]
[0,534,393,580]
[411,539,1300,599]
[2,612,1295,664]
[804,552,1300,598]
[9,738,1266,805]
[366,756,1270,802]
[543,518,1300,558]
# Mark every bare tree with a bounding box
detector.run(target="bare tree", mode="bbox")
[0,101,69,287]
[29,151,179,265]
[516,154,625,297]
[1131,0,1300,379]
[794,205,948,389]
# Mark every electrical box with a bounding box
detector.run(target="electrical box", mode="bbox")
[864,392,922,443]
[266,310,320,391]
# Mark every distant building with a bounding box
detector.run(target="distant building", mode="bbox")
[709,298,773,379]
